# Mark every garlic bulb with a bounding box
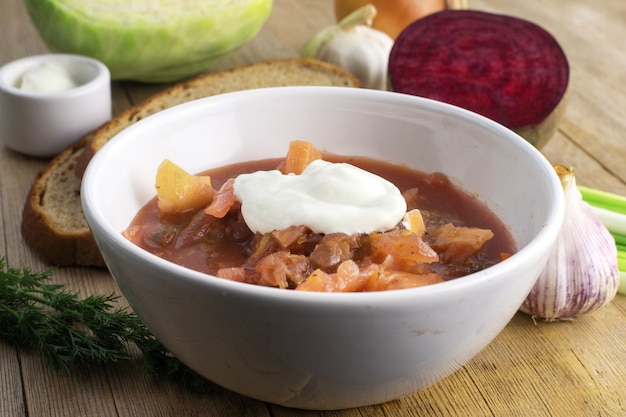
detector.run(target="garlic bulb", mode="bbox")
[301,5,394,90]
[520,165,620,321]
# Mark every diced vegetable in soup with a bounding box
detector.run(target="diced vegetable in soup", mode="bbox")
[123,141,516,291]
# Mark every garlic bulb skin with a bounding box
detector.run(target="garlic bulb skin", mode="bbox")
[520,166,620,321]
[315,26,393,90]
[302,5,394,90]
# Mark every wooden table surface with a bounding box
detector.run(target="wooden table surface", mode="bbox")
[2,0,626,416]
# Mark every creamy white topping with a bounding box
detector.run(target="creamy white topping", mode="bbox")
[19,61,78,93]
[233,159,407,234]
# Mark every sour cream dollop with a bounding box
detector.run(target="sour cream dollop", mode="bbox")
[233,159,407,234]
[19,61,78,93]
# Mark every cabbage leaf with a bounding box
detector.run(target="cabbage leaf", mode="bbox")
[24,0,273,82]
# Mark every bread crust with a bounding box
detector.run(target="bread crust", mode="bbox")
[76,58,361,177]
[21,58,360,267]
[21,133,107,266]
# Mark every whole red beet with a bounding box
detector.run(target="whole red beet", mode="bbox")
[388,10,569,148]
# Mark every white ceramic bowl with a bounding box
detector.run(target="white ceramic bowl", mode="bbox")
[0,54,111,157]
[82,87,564,410]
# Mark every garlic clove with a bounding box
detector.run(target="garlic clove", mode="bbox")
[302,4,377,60]
[315,26,393,90]
[301,4,394,90]
[520,165,620,321]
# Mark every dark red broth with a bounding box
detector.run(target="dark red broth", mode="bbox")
[126,155,517,283]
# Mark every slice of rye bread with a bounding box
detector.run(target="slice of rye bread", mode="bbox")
[21,58,361,267]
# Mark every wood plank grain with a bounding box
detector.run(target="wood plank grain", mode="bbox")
[542,129,626,194]
[0,148,49,268]
[105,356,272,417]
[2,0,626,416]
[0,343,25,417]
[0,0,48,61]
[465,311,626,416]
[18,351,119,417]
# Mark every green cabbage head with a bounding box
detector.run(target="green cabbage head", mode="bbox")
[23,0,273,82]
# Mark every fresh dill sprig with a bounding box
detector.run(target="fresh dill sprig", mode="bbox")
[0,257,216,393]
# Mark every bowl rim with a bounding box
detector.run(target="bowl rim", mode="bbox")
[82,86,565,305]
